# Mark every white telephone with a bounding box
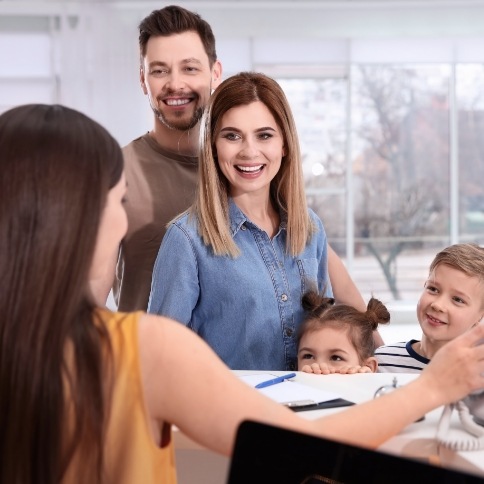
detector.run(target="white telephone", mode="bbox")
[374,348,484,451]
[436,392,484,451]
[436,335,484,451]
[377,388,484,451]
[464,390,484,427]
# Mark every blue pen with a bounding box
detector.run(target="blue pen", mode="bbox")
[255,373,297,389]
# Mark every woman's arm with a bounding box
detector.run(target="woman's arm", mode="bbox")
[327,245,365,310]
[147,224,199,322]
[139,313,484,456]
[327,245,384,346]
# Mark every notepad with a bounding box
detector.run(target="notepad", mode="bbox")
[239,374,354,411]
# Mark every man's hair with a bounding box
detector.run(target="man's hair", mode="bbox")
[138,5,217,66]
[429,243,484,285]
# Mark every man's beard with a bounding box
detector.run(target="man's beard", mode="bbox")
[153,102,204,132]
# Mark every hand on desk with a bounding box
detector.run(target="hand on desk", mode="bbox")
[301,363,374,375]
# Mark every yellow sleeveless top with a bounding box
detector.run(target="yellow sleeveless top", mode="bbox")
[62,310,177,483]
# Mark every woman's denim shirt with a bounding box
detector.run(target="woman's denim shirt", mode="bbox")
[148,200,331,371]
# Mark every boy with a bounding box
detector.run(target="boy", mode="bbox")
[375,243,484,372]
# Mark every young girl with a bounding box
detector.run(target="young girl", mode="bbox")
[298,292,390,374]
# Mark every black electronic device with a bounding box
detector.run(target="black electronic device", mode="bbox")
[227,420,484,484]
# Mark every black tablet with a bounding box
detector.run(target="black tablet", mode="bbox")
[227,420,484,483]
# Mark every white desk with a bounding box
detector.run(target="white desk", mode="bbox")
[175,371,484,483]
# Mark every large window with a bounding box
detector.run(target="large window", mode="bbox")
[278,63,484,304]
[351,64,451,302]
[457,65,484,242]
[278,76,348,246]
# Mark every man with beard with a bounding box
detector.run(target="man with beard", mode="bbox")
[109,5,375,339]
[111,6,223,311]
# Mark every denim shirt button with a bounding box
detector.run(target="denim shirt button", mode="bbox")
[285,328,293,337]
[241,224,247,230]
[288,362,296,371]
[281,294,288,302]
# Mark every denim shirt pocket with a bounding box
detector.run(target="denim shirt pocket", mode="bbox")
[297,258,319,296]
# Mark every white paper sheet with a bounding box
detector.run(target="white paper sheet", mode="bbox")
[239,373,342,405]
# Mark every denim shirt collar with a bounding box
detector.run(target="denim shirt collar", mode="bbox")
[228,198,287,237]
[228,199,248,237]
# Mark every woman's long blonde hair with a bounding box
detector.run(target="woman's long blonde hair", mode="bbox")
[193,71,314,257]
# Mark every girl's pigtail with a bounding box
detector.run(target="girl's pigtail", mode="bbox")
[365,297,390,331]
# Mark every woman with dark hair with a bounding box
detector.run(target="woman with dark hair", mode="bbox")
[2,103,484,484]
[0,104,129,483]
